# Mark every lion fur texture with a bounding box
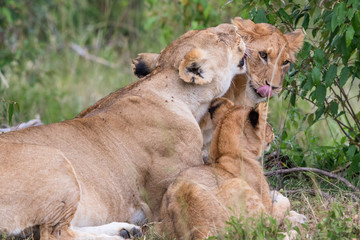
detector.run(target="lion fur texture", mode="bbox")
[158,98,291,239]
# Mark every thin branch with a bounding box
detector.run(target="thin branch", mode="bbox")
[331,162,352,174]
[284,189,335,202]
[332,117,360,148]
[300,94,360,148]
[264,167,360,198]
[335,79,360,131]
[266,4,294,32]
[330,86,355,132]
[70,43,117,68]
[0,71,9,88]
[331,84,360,142]
[285,188,358,202]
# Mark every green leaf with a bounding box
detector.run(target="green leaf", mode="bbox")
[346,145,357,159]
[278,8,293,24]
[349,153,360,176]
[290,91,296,106]
[1,7,13,24]
[307,113,314,126]
[331,12,338,32]
[302,13,309,30]
[314,84,326,105]
[325,65,337,87]
[311,67,322,86]
[314,49,325,66]
[351,12,360,33]
[267,13,276,25]
[203,4,211,19]
[345,25,355,47]
[356,111,360,121]
[253,9,268,23]
[336,2,346,24]
[339,66,350,87]
[297,41,311,59]
[315,106,325,122]
[8,102,14,126]
[348,0,360,9]
[329,101,338,116]
[347,8,355,20]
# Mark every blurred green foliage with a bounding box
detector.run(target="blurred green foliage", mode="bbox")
[209,204,360,240]
[0,0,359,183]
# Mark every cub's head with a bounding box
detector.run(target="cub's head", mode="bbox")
[154,24,247,93]
[209,101,271,161]
[232,17,304,102]
[132,23,247,87]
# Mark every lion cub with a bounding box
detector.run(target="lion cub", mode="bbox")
[159,98,290,239]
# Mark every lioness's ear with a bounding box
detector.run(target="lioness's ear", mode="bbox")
[284,29,304,53]
[132,53,160,78]
[179,48,210,85]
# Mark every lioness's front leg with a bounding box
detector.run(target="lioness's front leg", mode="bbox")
[73,222,142,239]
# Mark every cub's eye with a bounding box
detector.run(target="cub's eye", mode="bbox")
[282,60,290,66]
[238,57,245,67]
[259,51,268,61]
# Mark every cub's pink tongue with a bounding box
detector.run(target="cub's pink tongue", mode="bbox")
[257,85,273,98]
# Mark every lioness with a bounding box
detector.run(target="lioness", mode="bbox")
[159,98,293,239]
[0,23,246,239]
[132,18,304,159]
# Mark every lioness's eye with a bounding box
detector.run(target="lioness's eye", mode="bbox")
[259,51,267,61]
[282,60,290,66]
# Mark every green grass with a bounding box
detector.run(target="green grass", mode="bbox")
[1,44,136,124]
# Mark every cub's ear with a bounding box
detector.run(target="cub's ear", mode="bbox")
[250,102,268,128]
[249,109,259,128]
[179,48,212,85]
[284,29,304,53]
[132,53,160,78]
[208,97,234,127]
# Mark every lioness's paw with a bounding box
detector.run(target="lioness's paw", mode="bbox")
[119,227,142,239]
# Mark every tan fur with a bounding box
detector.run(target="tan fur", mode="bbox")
[0,23,246,239]
[159,99,290,239]
[131,18,304,159]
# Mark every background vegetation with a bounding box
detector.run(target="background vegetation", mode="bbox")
[1,0,359,238]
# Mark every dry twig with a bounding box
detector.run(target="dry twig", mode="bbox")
[284,189,334,202]
[265,167,360,199]
[70,43,116,68]
[331,162,352,174]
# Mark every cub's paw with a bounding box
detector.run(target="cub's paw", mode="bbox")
[286,210,307,226]
[279,229,298,240]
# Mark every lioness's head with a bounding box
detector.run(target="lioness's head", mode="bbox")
[209,100,269,161]
[132,18,303,105]
[232,17,304,102]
